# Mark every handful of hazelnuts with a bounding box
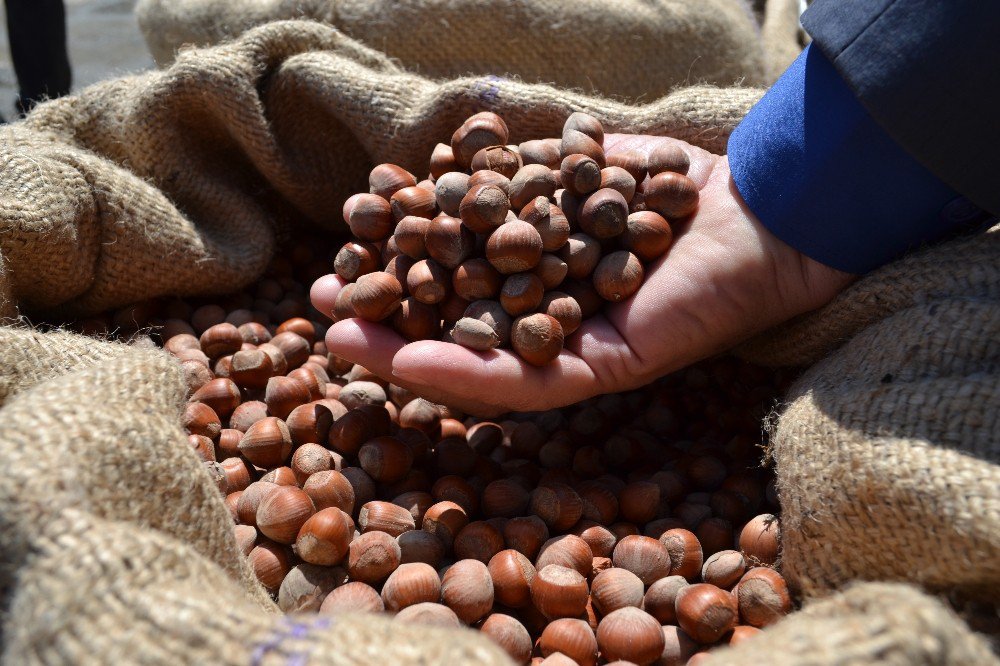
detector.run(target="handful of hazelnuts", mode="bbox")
[334,111,699,365]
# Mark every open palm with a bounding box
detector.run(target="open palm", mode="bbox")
[311,135,853,416]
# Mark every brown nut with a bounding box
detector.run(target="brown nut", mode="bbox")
[200,323,243,359]
[612,535,672,586]
[560,154,602,197]
[302,469,355,514]
[348,530,401,585]
[429,143,459,179]
[397,529,446,567]
[623,211,673,262]
[381,562,441,612]
[320,581,384,615]
[487,549,536,608]
[369,163,417,199]
[358,436,414,484]
[512,314,564,366]
[659,529,704,581]
[734,567,792,627]
[500,273,545,316]
[644,172,699,219]
[593,251,643,303]
[358,500,417,537]
[486,221,544,274]
[453,258,503,301]
[183,402,221,439]
[335,240,381,281]
[459,183,510,234]
[558,234,602,280]
[295,507,352,565]
[647,143,690,177]
[434,171,471,216]
[600,166,637,202]
[346,193,394,241]
[229,349,274,390]
[536,535,593,578]
[278,563,347,613]
[503,515,549,562]
[390,186,436,221]
[739,513,781,566]
[530,483,583,532]
[237,417,292,468]
[579,188,628,239]
[518,138,562,168]
[425,214,475,269]
[539,292,582,336]
[539,618,598,666]
[190,377,241,418]
[441,558,494,624]
[531,564,589,620]
[480,613,533,664]
[606,150,648,184]
[263,375,310,420]
[461,299,513,347]
[257,486,316,545]
[533,254,569,290]
[248,539,292,592]
[471,145,522,179]
[509,164,559,210]
[702,549,746,589]
[392,298,442,342]
[642,575,689,624]
[422,500,469,550]
[393,216,431,260]
[451,112,509,168]
[519,196,571,252]
[350,272,403,322]
[596,607,664,665]
[590,567,644,616]
[675,583,739,644]
[406,259,450,305]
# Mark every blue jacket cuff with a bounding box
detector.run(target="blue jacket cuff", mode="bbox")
[728,44,982,274]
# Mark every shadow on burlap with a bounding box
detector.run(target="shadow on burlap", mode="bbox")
[0,14,995,666]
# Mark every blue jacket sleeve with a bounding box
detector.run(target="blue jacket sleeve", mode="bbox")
[727,44,987,274]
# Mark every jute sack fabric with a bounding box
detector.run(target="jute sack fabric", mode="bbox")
[0,327,513,664]
[134,0,774,99]
[737,224,1000,604]
[2,20,763,321]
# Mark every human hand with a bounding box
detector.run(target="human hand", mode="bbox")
[311,135,855,416]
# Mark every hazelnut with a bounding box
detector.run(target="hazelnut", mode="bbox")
[487,548,537,609]
[236,416,291,468]
[623,211,673,262]
[462,299,513,347]
[501,273,545,316]
[531,254,569,291]
[327,409,375,457]
[260,466,298,487]
[560,154,602,197]
[393,215,431,260]
[358,500,416,537]
[454,521,506,563]
[599,166,637,202]
[452,112,509,168]
[727,625,763,645]
[644,172,699,219]
[392,298,443,341]
[531,564,589,620]
[190,377,241,418]
[539,619,598,666]
[606,150,648,184]
[358,435,413,483]
[596,607,664,665]
[390,186,436,221]
[536,535,593,578]
[320,581,384,615]
[422,500,469,550]
[290,442,334,483]
[381,562,441,612]
[248,539,292,592]
[659,529,704,581]
[503,515,549,561]
[237,321,271,345]
[472,145,522,178]
[612,535,671,586]
[735,567,792,627]
[441,559,494,624]
[219,456,252,492]
[229,349,274,390]
[397,529,446,567]
[618,480,659,524]
[558,233,602,280]
[200,323,243,359]
[482,478,530,518]
[236,481,278,526]
[453,258,503,301]
[286,399,342,446]
[642,575,689,624]
[348,530,401,584]
[519,196,571,252]
[295,507,352,565]
[480,613,533,664]
[538,292,582,336]
[509,164,559,210]
[394,602,461,627]
[590,567,644,615]
[346,193,394,241]
[334,240,380,281]
[302,469,355,514]
[702,549,746,589]
[646,143,690,177]
[486,221,544,274]
[257,486,316,544]
[530,483,583,532]
[576,481,619,525]
[451,317,501,351]
[406,258,450,305]
[469,168,511,194]
[512,313,564,366]
[573,521,617,559]
[369,163,417,200]
[431,474,479,513]
[675,583,738,643]
[429,143,459,179]
[561,279,603,318]
[659,625,699,666]
[518,138,561,168]
[233,523,258,555]
[696,517,734,556]
[278,563,347,613]
[263,375,310,420]
[425,213,475,268]
[350,272,403,322]
[382,255,414,298]
[739,513,781,566]
[579,188,628,240]
[561,127,605,168]
[459,183,511,235]
[183,402,221,439]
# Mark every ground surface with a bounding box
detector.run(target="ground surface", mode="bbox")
[0,0,154,118]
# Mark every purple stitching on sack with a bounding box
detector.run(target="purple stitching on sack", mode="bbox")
[476,75,503,104]
[250,616,335,666]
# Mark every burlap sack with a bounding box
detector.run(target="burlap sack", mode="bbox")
[0,326,512,664]
[737,224,1000,605]
[1,20,762,322]
[133,0,774,99]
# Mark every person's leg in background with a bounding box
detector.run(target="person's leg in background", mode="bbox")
[6,0,71,115]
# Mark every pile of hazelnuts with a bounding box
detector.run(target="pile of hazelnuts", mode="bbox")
[334,111,698,365]
[154,246,792,666]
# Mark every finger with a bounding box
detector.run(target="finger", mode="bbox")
[325,318,407,380]
[390,340,603,414]
[309,273,347,322]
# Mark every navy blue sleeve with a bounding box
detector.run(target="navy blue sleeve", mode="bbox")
[727,44,986,274]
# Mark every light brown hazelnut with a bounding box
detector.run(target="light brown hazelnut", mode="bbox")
[441,558,494,624]
[590,567,644,616]
[675,583,739,643]
[320,581,384,615]
[295,507,352,565]
[348,530,401,584]
[480,613,533,664]
[596,607,664,665]
[531,564,589,620]
[381,562,441,612]
[452,112,509,168]
[487,549,536,608]
[350,272,403,322]
[539,618,598,666]
[612,535,672,586]
[257,486,316,544]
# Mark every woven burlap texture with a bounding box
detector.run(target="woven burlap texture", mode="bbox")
[134,0,775,98]
[0,327,512,665]
[1,20,763,322]
[739,224,1000,602]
